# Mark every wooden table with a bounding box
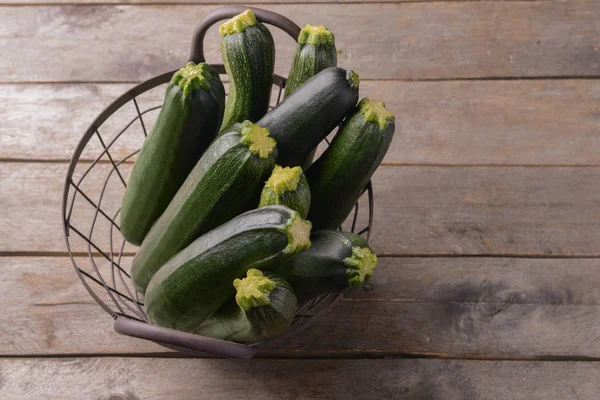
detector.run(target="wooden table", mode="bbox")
[2,1,600,398]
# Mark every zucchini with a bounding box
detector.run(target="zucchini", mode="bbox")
[307,98,395,230]
[258,67,359,167]
[285,24,337,97]
[120,62,225,245]
[145,206,311,332]
[131,121,278,293]
[193,269,297,342]
[258,165,311,219]
[284,25,337,169]
[274,230,377,303]
[219,9,275,133]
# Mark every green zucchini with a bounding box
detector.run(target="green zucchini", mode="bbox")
[285,24,337,97]
[145,206,311,332]
[258,67,359,167]
[120,62,225,245]
[258,165,311,219]
[274,230,377,303]
[284,25,337,169]
[131,121,278,293]
[193,269,297,342]
[219,9,275,133]
[307,98,395,230]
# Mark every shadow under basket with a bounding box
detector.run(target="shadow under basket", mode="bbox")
[61,5,374,359]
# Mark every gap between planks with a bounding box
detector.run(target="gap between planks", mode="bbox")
[7,159,600,168]
[1,352,599,361]
[0,1,546,7]
[1,76,599,85]
[3,252,600,258]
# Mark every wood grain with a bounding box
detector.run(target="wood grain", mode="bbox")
[364,165,600,256]
[3,162,600,256]
[3,256,600,357]
[1,358,599,400]
[3,80,600,165]
[1,256,163,355]
[0,0,542,4]
[284,300,600,357]
[2,0,598,395]
[358,257,600,304]
[0,0,468,3]
[1,2,599,82]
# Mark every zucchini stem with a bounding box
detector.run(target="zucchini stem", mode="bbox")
[284,214,312,254]
[234,269,277,311]
[239,120,277,159]
[358,98,395,130]
[219,9,258,36]
[344,246,378,285]
[265,165,303,196]
[171,62,213,96]
[347,70,360,90]
[298,24,335,46]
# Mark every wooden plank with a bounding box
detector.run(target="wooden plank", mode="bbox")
[377,79,600,166]
[363,166,600,256]
[3,162,600,256]
[4,80,600,165]
[3,256,600,357]
[0,0,452,3]
[1,2,599,82]
[0,83,145,162]
[358,257,600,304]
[1,358,600,400]
[0,0,538,4]
[1,257,164,355]
[284,300,600,357]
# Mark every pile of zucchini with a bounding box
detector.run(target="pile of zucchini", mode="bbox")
[121,9,395,343]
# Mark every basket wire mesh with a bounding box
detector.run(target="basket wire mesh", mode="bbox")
[62,6,374,359]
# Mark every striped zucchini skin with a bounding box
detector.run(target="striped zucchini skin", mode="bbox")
[307,98,395,230]
[120,62,225,246]
[258,67,359,167]
[219,10,275,133]
[131,122,277,294]
[273,230,377,303]
[193,270,297,342]
[284,24,337,97]
[145,207,310,333]
[284,25,337,169]
[259,165,311,219]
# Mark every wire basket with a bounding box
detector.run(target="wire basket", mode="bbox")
[62,6,374,359]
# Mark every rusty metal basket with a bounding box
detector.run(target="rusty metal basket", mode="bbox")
[62,6,374,359]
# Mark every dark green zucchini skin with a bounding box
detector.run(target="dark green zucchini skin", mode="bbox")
[219,9,275,133]
[259,165,311,219]
[284,25,337,169]
[273,230,376,303]
[307,98,395,230]
[258,67,359,167]
[284,24,337,97]
[120,62,225,246]
[193,270,297,342]
[144,207,310,332]
[131,122,277,294]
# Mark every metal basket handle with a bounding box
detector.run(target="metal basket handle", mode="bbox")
[188,5,301,63]
[114,317,257,359]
